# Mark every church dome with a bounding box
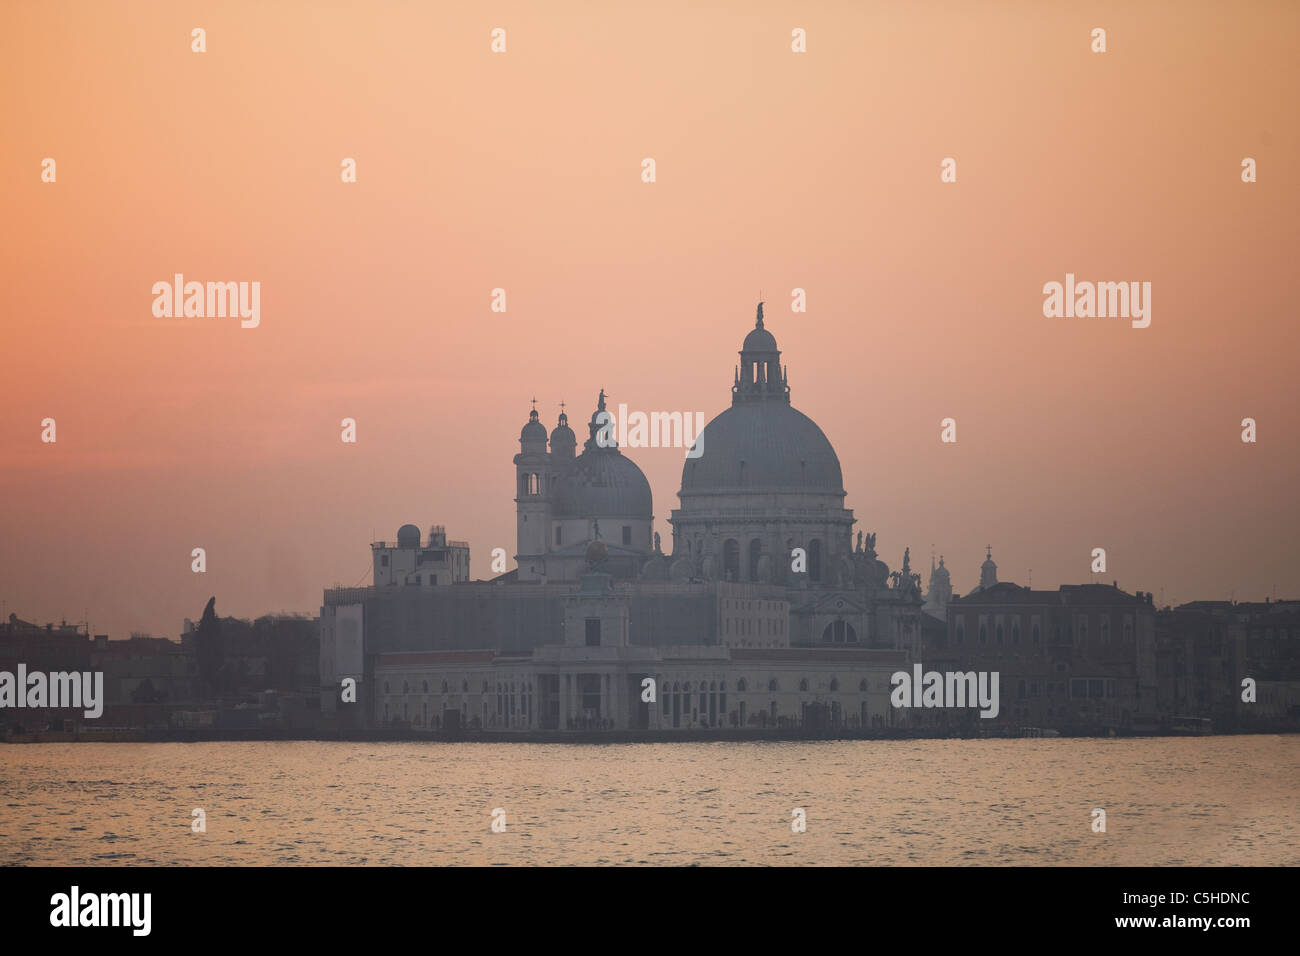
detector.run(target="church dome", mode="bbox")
[549,410,576,456]
[679,303,845,498]
[742,325,778,352]
[553,450,653,518]
[552,392,653,519]
[680,402,844,495]
[520,408,547,444]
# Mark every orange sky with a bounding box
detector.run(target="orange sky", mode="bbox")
[2,0,1298,639]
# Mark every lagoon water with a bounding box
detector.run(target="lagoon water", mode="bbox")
[1,736,1296,866]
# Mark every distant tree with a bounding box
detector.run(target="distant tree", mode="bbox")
[195,597,224,693]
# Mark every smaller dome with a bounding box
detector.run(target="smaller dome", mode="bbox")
[396,524,421,548]
[520,408,547,443]
[977,548,998,591]
[550,410,576,450]
[743,326,778,352]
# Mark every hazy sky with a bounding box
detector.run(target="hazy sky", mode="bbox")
[3,0,1297,640]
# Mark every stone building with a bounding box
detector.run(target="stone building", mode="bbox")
[922,580,1159,732]
[320,302,931,732]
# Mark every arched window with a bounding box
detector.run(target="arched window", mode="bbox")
[799,679,809,692]
[1011,623,1020,645]
[724,539,740,581]
[1032,623,1040,645]
[748,539,763,581]
[461,680,468,693]
[402,681,409,694]
[859,679,868,692]
[383,681,390,694]
[829,678,839,692]
[1100,619,1110,643]
[768,679,779,692]
[820,620,858,643]
[996,624,1004,644]
[422,680,428,693]
[979,624,987,644]
[441,680,448,694]
[956,622,965,645]
[808,539,823,582]
[737,678,747,692]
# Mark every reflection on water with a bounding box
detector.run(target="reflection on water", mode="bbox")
[1,737,1296,865]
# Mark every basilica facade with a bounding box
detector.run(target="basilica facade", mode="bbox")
[319,302,931,733]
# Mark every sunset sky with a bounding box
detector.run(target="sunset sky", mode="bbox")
[2,0,1298,640]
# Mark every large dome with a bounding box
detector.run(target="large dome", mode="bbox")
[680,402,844,495]
[554,447,653,517]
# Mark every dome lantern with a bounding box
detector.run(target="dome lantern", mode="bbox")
[733,301,789,405]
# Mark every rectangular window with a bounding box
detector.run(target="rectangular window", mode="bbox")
[622,525,632,545]
[585,618,601,647]
[1070,679,1088,698]
[1089,679,1105,698]
[555,526,562,545]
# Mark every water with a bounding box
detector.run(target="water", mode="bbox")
[1,737,1296,865]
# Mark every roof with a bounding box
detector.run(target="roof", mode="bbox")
[679,402,845,496]
[552,444,653,519]
[953,582,1150,607]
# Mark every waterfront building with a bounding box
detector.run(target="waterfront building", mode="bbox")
[321,303,927,731]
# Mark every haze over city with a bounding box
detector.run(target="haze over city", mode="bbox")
[3,1,1298,641]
